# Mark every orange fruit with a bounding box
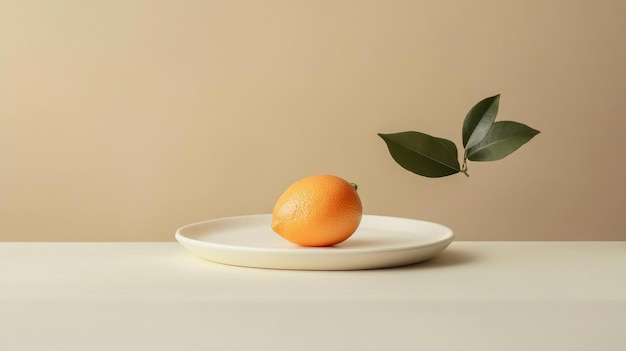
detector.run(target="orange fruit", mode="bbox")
[271,174,363,247]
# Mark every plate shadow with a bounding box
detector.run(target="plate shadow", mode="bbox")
[389,247,480,270]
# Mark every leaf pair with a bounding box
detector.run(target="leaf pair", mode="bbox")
[379,94,540,178]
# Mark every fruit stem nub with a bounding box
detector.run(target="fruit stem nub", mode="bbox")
[350,183,358,191]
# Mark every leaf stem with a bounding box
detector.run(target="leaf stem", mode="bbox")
[461,151,470,177]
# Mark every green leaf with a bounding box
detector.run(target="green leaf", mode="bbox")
[378,132,460,178]
[462,94,500,149]
[467,121,540,161]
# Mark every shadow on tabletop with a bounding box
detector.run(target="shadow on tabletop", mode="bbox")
[388,247,480,271]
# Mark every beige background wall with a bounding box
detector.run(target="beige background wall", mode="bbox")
[1,0,625,241]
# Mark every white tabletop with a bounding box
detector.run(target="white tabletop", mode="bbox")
[1,242,625,351]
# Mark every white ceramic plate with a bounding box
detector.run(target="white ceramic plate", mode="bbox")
[175,214,454,270]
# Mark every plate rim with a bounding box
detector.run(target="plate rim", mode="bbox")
[175,214,455,271]
[175,214,454,255]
